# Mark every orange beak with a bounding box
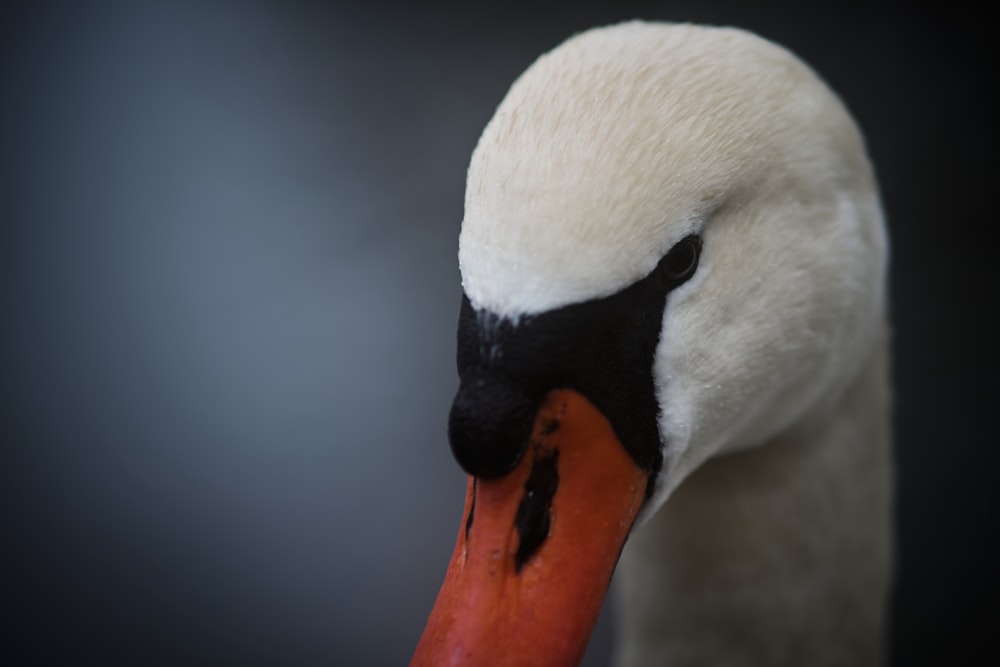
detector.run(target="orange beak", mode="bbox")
[411,389,649,667]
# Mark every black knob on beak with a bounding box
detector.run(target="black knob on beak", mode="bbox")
[448,368,535,479]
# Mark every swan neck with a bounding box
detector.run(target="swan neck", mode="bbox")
[614,335,893,666]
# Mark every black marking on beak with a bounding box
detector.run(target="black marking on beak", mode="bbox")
[513,448,559,572]
[540,416,560,436]
[451,268,669,490]
[464,478,477,549]
[448,235,702,498]
[449,367,537,478]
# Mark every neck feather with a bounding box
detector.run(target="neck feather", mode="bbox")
[613,327,893,667]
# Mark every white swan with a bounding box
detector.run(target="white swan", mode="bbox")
[412,21,891,667]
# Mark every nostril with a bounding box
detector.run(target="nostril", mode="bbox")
[448,369,535,479]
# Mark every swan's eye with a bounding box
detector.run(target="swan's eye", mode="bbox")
[654,235,702,288]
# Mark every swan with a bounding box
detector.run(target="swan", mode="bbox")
[411,21,891,666]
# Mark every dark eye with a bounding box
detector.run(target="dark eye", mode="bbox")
[654,235,702,288]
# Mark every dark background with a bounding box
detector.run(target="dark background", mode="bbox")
[2,2,995,665]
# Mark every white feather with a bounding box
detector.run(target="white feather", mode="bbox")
[460,21,891,666]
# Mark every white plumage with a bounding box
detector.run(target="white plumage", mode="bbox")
[431,21,891,666]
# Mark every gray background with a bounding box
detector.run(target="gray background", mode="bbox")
[2,2,994,665]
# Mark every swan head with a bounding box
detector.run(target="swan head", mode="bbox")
[414,21,887,666]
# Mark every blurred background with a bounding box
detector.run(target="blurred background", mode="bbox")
[1,1,994,665]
